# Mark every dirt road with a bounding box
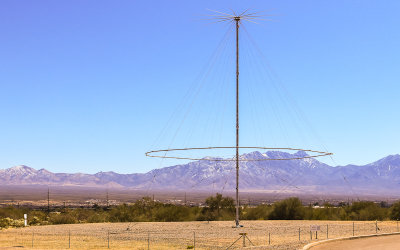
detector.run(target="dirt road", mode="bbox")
[311,234,400,250]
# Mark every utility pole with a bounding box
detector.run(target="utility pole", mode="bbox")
[106,189,109,208]
[47,187,50,214]
[184,192,187,206]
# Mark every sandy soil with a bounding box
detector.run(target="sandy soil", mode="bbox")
[0,220,399,249]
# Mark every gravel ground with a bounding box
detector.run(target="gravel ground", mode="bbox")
[0,220,399,249]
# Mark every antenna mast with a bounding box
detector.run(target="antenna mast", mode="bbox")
[145,9,333,228]
[234,16,241,228]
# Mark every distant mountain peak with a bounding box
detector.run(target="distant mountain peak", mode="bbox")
[242,151,265,159]
[8,165,37,173]
[369,154,400,167]
[12,165,32,169]
[0,165,38,180]
[1,151,400,196]
[262,150,309,159]
[293,150,309,157]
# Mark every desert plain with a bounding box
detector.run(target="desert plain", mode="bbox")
[1,220,399,249]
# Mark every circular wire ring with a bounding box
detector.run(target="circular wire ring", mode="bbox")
[145,146,332,161]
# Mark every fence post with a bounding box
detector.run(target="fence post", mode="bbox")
[326,225,328,239]
[310,231,312,240]
[32,231,34,248]
[268,232,270,245]
[107,230,110,249]
[148,232,150,250]
[316,231,318,240]
[397,220,399,232]
[193,232,195,250]
[298,228,300,241]
[68,230,71,249]
[353,222,354,236]
[375,220,378,234]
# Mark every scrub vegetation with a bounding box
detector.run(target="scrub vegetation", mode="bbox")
[1,194,400,228]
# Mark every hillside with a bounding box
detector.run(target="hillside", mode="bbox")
[1,151,400,195]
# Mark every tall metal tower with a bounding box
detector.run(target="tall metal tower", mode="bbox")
[234,15,241,227]
[145,10,332,228]
[206,10,265,227]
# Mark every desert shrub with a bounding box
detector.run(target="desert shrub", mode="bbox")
[0,218,12,228]
[87,212,109,223]
[380,201,390,208]
[200,193,235,221]
[347,201,386,221]
[154,205,191,222]
[269,197,305,220]
[49,213,77,224]
[242,204,272,220]
[0,206,27,220]
[303,205,314,220]
[2,196,397,224]
[109,203,135,222]
[197,207,215,221]
[71,208,98,223]
[29,210,46,219]
[390,201,400,220]
[311,205,344,220]
[338,207,349,220]
[0,218,25,228]
[131,197,159,221]
[10,219,25,227]
[29,216,41,226]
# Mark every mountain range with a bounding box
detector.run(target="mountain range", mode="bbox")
[1,151,400,196]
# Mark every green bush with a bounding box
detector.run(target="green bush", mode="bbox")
[390,201,400,220]
[28,210,47,224]
[0,217,25,228]
[109,203,135,222]
[10,219,25,227]
[29,216,41,226]
[242,204,272,220]
[0,206,27,220]
[347,201,386,221]
[0,218,12,228]
[87,212,108,223]
[154,205,189,222]
[2,196,400,224]
[49,213,77,224]
[310,206,344,220]
[200,193,235,221]
[269,197,305,220]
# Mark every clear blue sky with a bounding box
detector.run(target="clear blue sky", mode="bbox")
[1,0,399,173]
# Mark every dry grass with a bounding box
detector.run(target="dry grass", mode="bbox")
[0,220,399,249]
